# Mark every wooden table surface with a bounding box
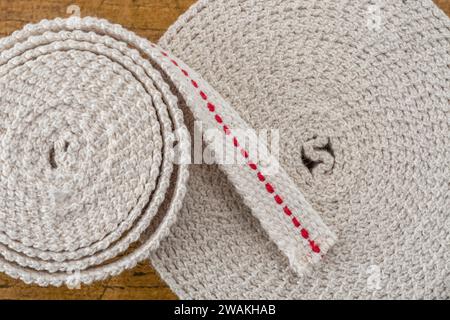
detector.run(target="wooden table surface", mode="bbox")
[0,0,449,300]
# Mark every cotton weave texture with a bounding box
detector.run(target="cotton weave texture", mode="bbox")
[150,0,450,299]
[0,17,193,285]
[0,15,336,285]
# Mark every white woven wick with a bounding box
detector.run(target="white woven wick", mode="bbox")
[0,17,192,286]
[0,17,335,286]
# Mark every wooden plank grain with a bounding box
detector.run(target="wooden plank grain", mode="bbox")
[0,0,449,300]
[434,0,450,16]
[0,0,197,42]
[0,261,174,300]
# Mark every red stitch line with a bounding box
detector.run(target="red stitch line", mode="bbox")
[160,50,321,255]
[215,114,223,124]
[257,172,266,182]
[200,91,208,100]
[301,228,309,239]
[309,240,320,253]
[274,195,283,204]
[265,183,274,193]
[283,206,292,216]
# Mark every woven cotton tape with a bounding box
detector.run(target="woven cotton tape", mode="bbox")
[0,17,335,286]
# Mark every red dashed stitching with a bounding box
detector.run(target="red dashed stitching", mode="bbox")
[265,183,275,193]
[301,228,309,239]
[292,217,300,228]
[214,114,223,124]
[257,172,266,182]
[309,240,320,253]
[159,50,321,255]
[200,91,208,100]
[274,195,283,204]
[283,206,292,216]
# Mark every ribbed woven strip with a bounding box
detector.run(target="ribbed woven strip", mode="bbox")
[150,0,450,299]
[0,17,335,286]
